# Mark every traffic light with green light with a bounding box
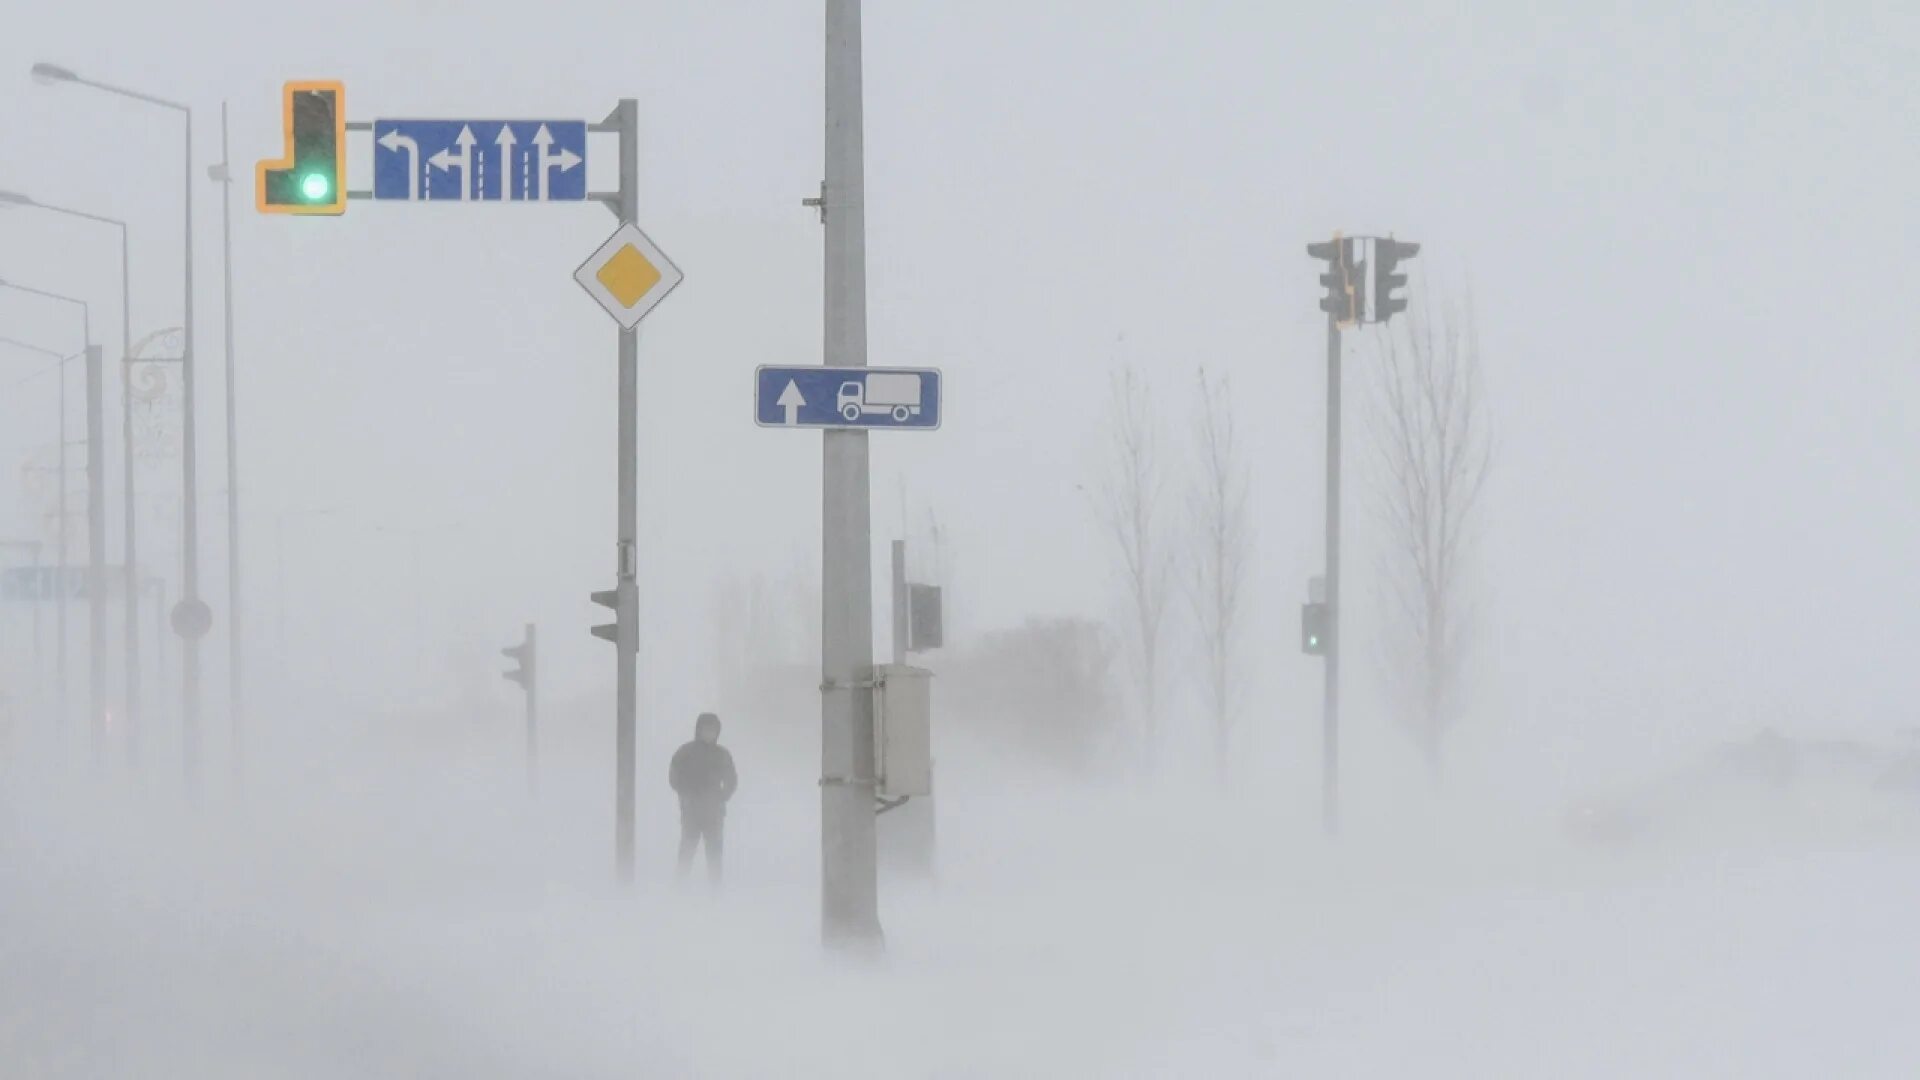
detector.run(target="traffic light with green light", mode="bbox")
[1302,601,1331,656]
[256,80,345,215]
[1374,237,1420,323]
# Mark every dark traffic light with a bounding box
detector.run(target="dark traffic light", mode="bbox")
[502,623,537,690]
[1301,601,1331,656]
[1374,237,1420,323]
[1307,236,1361,325]
[256,81,345,215]
[589,589,618,643]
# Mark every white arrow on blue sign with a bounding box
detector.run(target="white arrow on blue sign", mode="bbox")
[1,565,106,602]
[755,366,942,430]
[373,120,587,202]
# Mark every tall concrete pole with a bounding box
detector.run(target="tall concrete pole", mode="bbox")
[1321,307,1342,836]
[613,97,640,881]
[217,101,244,779]
[820,0,882,949]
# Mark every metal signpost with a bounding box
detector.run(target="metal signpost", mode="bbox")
[260,85,678,880]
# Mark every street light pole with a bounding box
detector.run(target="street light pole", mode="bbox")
[0,540,46,699]
[211,101,243,779]
[0,286,102,754]
[0,191,138,759]
[0,344,76,724]
[34,62,202,789]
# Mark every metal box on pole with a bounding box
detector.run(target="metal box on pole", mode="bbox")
[873,664,933,799]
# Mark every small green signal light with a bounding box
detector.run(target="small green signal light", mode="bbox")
[300,173,330,201]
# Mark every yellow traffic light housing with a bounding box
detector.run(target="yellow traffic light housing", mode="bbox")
[256,80,345,215]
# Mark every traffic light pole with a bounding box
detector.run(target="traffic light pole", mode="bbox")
[583,101,642,879]
[614,99,640,882]
[1321,311,1342,837]
[1306,233,1416,837]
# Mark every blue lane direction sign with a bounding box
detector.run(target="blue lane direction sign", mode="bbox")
[1,565,118,602]
[373,120,586,202]
[756,367,942,431]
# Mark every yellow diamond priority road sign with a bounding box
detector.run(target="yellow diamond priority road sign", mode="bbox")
[574,222,684,330]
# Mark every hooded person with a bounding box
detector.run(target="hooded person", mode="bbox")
[669,712,737,881]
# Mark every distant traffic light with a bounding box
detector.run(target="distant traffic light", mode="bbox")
[1301,601,1331,656]
[1307,236,1360,325]
[1373,237,1420,323]
[256,81,345,215]
[502,623,536,690]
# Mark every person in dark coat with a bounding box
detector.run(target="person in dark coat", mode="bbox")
[669,712,737,881]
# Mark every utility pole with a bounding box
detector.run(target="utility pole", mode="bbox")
[214,101,244,780]
[819,0,883,950]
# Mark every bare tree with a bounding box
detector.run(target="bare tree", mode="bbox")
[1186,366,1251,784]
[1094,365,1171,769]
[1370,297,1493,777]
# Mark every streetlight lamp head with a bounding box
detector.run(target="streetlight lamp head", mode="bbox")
[0,191,34,207]
[30,62,80,85]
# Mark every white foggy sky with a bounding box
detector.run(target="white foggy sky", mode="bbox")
[2,2,1916,767]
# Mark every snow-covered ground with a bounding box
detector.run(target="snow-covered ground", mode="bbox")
[3,712,1917,1079]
